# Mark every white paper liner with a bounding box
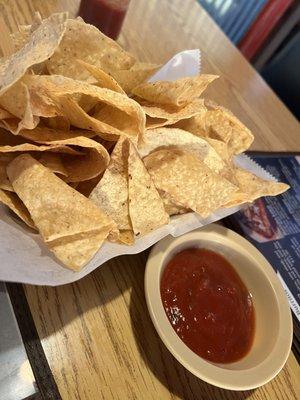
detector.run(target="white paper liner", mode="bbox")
[0,51,275,286]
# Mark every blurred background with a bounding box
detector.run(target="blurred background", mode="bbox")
[197,0,300,119]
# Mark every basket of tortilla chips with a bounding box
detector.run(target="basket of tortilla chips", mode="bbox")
[0,13,288,284]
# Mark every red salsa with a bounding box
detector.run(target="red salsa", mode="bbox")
[160,248,255,363]
[78,0,130,39]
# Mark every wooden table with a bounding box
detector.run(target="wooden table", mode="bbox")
[1,0,300,399]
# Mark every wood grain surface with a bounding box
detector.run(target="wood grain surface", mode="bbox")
[0,0,299,399]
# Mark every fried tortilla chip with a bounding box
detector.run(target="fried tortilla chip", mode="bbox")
[128,141,169,236]
[19,126,94,143]
[0,13,67,96]
[54,95,126,141]
[144,149,237,218]
[43,115,70,131]
[0,154,15,191]
[11,12,43,52]
[110,62,160,93]
[0,83,41,134]
[77,60,125,94]
[118,230,134,245]
[138,127,225,173]
[11,26,31,53]
[0,82,30,120]
[0,147,81,190]
[19,134,109,182]
[37,153,68,177]
[89,137,131,230]
[225,168,289,207]
[205,137,231,163]
[159,189,189,216]
[7,154,115,241]
[46,18,135,80]
[23,74,145,141]
[141,99,206,128]
[47,230,112,271]
[0,188,35,229]
[171,110,207,135]
[0,108,14,120]
[0,141,81,155]
[0,79,61,129]
[92,105,144,144]
[204,101,254,154]
[176,100,254,154]
[58,137,110,182]
[132,75,218,106]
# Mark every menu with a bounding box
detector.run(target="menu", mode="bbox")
[225,153,300,333]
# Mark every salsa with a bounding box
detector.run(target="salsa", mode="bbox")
[160,248,255,363]
[78,0,130,39]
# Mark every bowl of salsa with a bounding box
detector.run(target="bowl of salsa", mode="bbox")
[144,224,292,390]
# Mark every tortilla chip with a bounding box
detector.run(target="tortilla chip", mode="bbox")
[19,126,94,143]
[0,108,14,120]
[0,13,67,96]
[0,83,40,134]
[144,149,237,218]
[7,154,115,244]
[77,60,125,94]
[46,18,135,80]
[0,154,15,191]
[58,137,110,182]
[47,230,111,271]
[141,99,206,128]
[11,27,31,53]
[0,118,36,136]
[225,168,289,207]
[0,188,35,229]
[54,95,125,141]
[204,101,254,154]
[27,85,62,119]
[110,62,160,93]
[0,125,81,156]
[0,141,81,156]
[159,190,189,216]
[132,75,218,106]
[138,127,225,173]
[19,135,109,182]
[92,105,144,144]
[117,230,134,245]
[11,12,43,52]
[177,100,254,154]
[37,153,68,177]
[0,82,30,119]
[0,79,61,131]
[0,146,81,190]
[43,115,70,131]
[128,141,169,236]
[23,74,145,142]
[89,137,131,230]
[205,137,231,163]
[0,129,79,186]
[171,109,207,135]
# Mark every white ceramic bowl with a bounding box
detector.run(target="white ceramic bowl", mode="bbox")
[145,224,292,390]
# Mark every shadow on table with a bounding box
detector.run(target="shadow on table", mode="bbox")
[24,251,148,339]
[129,272,256,400]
